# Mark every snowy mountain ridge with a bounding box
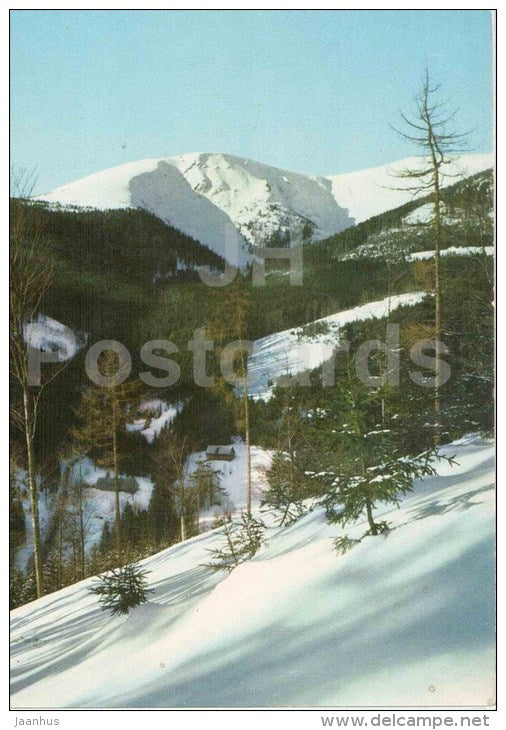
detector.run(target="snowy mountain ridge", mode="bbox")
[326,152,493,223]
[35,152,493,264]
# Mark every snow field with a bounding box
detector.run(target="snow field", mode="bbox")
[10,435,495,708]
[248,292,428,399]
[407,246,494,261]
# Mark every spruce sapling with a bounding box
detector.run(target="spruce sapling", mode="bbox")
[89,563,152,615]
[205,511,266,572]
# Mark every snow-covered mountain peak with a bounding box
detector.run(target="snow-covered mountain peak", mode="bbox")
[169,151,353,245]
[34,152,353,261]
[34,151,493,263]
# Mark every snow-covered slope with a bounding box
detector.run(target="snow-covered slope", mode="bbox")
[126,399,183,444]
[10,435,495,708]
[406,246,494,261]
[248,291,428,399]
[35,152,493,261]
[35,157,252,268]
[327,152,493,224]
[169,153,352,245]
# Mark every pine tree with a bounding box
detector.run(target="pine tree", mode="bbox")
[89,563,152,616]
[262,385,322,525]
[146,478,179,549]
[121,503,151,563]
[317,364,452,553]
[262,450,307,526]
[99,520,114,554]
[189,460,225,513]
[42,549,63,595]
[10,568,27,609]
[10,566,38,608]
[88,538,114,577]
[9,488,26,554]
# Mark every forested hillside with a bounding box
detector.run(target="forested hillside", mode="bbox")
[10,163,494,611]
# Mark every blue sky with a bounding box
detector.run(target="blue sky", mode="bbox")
[10,9,494,195]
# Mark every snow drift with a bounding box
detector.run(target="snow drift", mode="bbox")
[10,435,495,709]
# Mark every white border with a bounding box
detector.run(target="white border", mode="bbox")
[2,4,500,727]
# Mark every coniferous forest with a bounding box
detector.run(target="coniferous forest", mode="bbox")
[10,165,494,606]
[9,8,495,711]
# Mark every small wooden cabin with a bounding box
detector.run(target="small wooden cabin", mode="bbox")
[94,475,139,495]
[205,445,236,462]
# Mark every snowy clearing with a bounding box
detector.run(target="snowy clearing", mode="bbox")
[23,313,87,360]
[14,459,156,571]
[126,399,184,443]
[184,439,273,526]
[10,435,494,709]
[247,292,428,399]
[407,246,494,261]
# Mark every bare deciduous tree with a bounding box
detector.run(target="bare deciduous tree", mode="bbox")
[152,429,193,541]
[10,175,70,597]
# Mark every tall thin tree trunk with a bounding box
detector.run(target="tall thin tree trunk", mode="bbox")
[380,261,393,426]
[57,521,63,589]
[393,71,465,445]
[79,490,85,580]
[195,489,200,536]
[180,513,187,542]
[288,431,295,495]
[429,132,443,446]
[112,396,122,564]
[241,350,252,517]
[179,468,187,542]
[244,374,252,518]
[23,386,44,598]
